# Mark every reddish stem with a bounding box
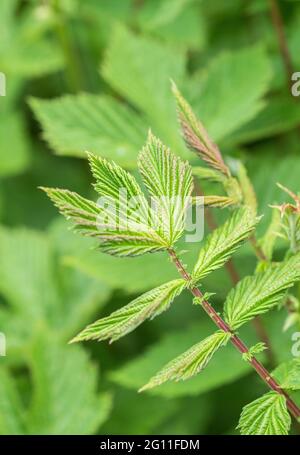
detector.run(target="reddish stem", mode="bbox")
[168,248,300,421]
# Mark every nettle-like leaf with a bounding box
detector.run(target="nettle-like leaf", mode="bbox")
[272,359,300,391]
[242,342,267,362]
[140,330,231,392]
[172,82,230,177]
[238,392,291,435]
[43,136,194,257]
[191,207,259,285]
[224,254,300,330]
[42,153,168,257]
[138,131,193,245]
[40,188,102,238]
[198,195,238,209]
[71,279,186,343]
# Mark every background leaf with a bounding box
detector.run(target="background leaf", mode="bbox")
[30,95,147,166]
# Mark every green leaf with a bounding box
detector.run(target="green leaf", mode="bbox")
[110,320,258,398]
[195,195,238,208]
[172,82,230,176]
[140,331,231,391]
[238,392,291,435]
[26,334,112,435]
[0,111,30,177]
[248,154,300,234]
[101,389,180,435]
[29,94,147,166]
[226,97,300,146]
[87,152,170,255]
[237,162,257,215]
[191,207,258,285]
[224,254,300,330]
[102,25,186,155]
[0,0,63,77]
[190,45,272,142]
[40,187,102,238]
[192,166,227,184]
[0,335,112,435]
[272,359,300,391]
[137,0,194,31]
[0,369,25,434]
[258,209,281,261]
[51,215,255,297]
[42,155,168,257]
[0,226,110,351]
[72,279,186,343]
[138,131,193,245]
[139,2,205,52]
[87,152,148,212]
[242,342,267,362]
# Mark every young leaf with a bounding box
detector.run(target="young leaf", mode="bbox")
[87,152,148,208]
[110,319,256,398]
[139,330,231,392]
[172,82,230,177]
[42,154,170,257]
[272,359,300,391]
[238,392,291,435]
[242,342,267,362]
[194,195,238,209]
[192,166,227,184]
[71,279,186,343]
[40,188,102,238]
[224,253,300,330]
[237,162,258,215]
[191,207,259,285]
[138,131,193,245]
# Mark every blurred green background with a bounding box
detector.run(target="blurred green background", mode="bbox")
[0,0,300,435]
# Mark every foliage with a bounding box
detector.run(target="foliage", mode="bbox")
[238,392,291,436]
[1,0,300,437]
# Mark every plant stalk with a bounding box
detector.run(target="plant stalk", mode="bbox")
[168,247,300,421]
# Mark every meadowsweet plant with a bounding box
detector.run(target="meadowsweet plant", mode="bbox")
[42,84,300,435]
